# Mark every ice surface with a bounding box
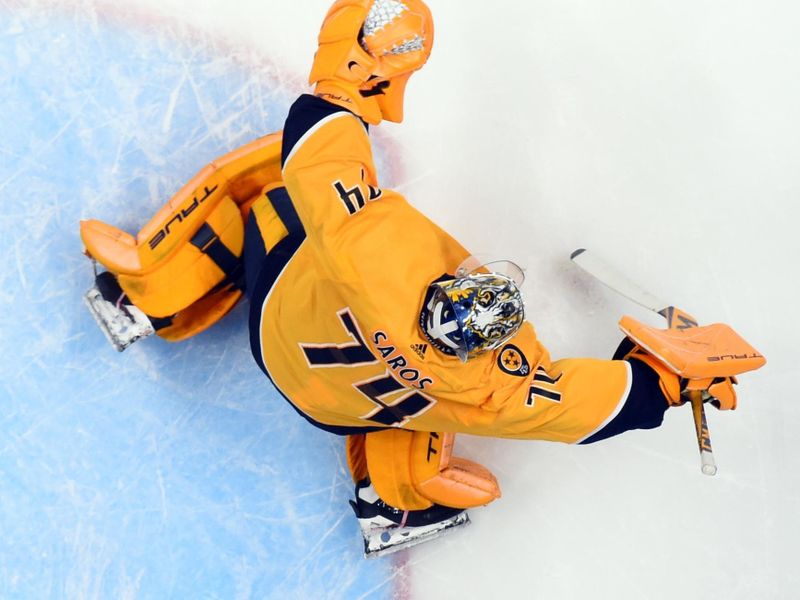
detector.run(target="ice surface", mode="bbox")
[2,0,799,599]
[0,3,402,598]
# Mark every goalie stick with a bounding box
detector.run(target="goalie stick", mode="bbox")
[570,248,717,476]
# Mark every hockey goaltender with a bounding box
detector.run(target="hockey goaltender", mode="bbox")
[78,0,766,557]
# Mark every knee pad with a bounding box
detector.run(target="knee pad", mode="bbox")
[347,430,501,511]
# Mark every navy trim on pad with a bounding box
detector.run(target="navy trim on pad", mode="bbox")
[190,222,244,290]
[243,186,303,300]
[266,186,302,236]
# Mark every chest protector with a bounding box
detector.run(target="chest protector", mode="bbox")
[80,132,283,341]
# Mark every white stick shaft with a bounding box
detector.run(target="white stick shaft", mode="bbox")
[570,248,669,314]
[690,392,717,477]
[701,451,718,476]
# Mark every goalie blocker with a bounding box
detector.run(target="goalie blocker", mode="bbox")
[617,316,764,411]
[571,248,766,475]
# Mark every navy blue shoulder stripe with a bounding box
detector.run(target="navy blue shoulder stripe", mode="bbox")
[281,94,366,168]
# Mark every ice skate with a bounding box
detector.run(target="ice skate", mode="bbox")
[83,271,154,352]
[349,478,470,558]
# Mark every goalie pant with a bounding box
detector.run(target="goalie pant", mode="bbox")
[240,94,676,513]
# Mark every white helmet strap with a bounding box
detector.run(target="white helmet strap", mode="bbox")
[426,295,461,351]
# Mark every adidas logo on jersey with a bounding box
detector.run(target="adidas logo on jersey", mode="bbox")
[411,343,428,359]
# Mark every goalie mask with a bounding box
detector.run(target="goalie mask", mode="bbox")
[420,272,525,362]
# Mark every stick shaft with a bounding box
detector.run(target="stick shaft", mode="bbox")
[570,249,717,476]
[689,390,717,476]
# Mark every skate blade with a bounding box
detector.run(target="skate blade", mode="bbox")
[83,286,154,352]
[362,511,470,559]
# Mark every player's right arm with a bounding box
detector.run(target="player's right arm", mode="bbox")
[279,0,435,277]
[280,94,384,285]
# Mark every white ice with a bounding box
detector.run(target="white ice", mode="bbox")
[1,0,798,598]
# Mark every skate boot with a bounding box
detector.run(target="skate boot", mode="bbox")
[84,271,154,352]
[349,478,470,558]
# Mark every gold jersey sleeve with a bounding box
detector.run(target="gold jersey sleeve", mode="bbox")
[251,95,631,444]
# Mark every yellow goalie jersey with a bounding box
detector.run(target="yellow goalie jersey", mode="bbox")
[247,95,632,444]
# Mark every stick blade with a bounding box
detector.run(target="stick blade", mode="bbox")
[570,248,670,315]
